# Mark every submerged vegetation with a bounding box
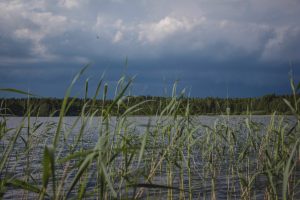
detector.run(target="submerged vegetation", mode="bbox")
[0,68,299,199]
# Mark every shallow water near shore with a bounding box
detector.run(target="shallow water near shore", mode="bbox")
[1,115,299,199]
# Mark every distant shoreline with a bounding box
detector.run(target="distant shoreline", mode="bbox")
[0,94,296,116]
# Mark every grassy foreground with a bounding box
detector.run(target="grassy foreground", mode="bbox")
[0,70,300,199]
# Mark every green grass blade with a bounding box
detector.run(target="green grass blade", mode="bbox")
[41,145,56,198]
[6,179,43,194]
[137,129,148,169]
[129,183,182,191]
[106,78,133,114]
[282,139,300,200]
[0,88,37,97]
[66,153,95,197]
[99,157,117,198]
[53,64,89,148]
[0,120,24,174]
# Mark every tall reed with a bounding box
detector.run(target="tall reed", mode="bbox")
[0,68,299,199]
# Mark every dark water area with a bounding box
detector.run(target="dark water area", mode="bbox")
[1,116,299,199]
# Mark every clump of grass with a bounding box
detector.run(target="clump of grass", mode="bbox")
[0,67,299,199]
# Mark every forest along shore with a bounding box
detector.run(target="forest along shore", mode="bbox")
[0,94,296,116]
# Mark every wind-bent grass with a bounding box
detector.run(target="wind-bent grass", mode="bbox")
[0,69,299,199]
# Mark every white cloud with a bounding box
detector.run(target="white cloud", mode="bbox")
[58,0,80,9]
[113,31,123,43]
[138,16,204,43]
[215,21,273,54]
[1,0,300,64]
[13,11,68,59]
[261,27,300,62]
[0,0,76,61]
[23,12,68,36]
[14,28,46,56]
[93,17,129,44]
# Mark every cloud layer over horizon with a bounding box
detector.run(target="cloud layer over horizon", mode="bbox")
[1,0,300,97]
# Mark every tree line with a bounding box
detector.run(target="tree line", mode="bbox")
[0,94,295,116]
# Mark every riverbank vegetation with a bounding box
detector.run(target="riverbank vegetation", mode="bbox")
[0,69,299,199]
[0,93,296,116]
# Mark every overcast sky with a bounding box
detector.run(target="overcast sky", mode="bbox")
[1,0,300,98]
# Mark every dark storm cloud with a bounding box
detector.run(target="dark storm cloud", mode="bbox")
[0,36,34,58]
[0,0,300,97]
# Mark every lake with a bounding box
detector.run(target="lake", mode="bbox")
[1,116,299,199]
